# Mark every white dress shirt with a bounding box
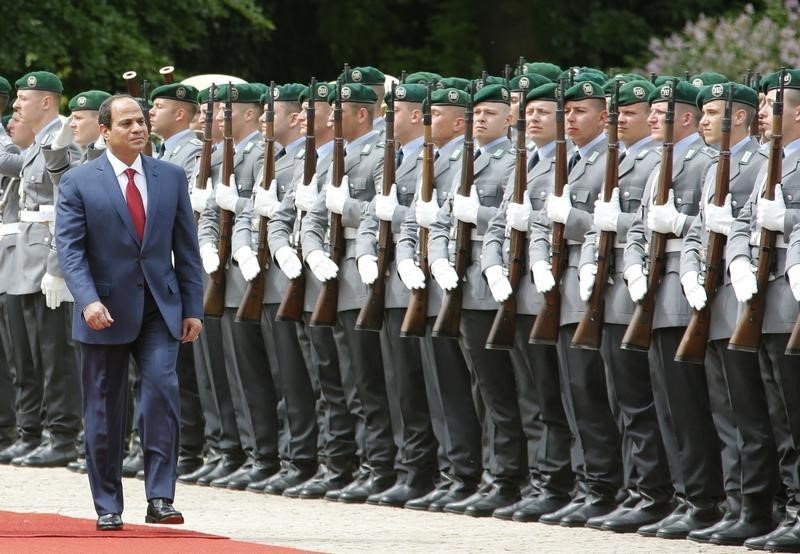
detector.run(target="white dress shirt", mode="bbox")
[106,149,148,212]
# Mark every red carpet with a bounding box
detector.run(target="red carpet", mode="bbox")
[0,511,320,553]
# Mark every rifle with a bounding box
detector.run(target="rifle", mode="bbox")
[486,78,529,350]
[751,73,762,138]
[276,77,317,322]
[159,66,175,84]
[203,84,235,318]
[310,79,346,327]
[193,83,216,226]
[123,70,153,156]
[620,78,679,351]
[236,82,276,323]
[400,84,434,337]
[675,85,734,362]
[528,79,569,344]
[431,84,475,338]
[571,80,622,350]
[729,69,786,352]
[356,83,397,331]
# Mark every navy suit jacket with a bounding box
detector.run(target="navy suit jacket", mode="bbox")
[56,151,203,344]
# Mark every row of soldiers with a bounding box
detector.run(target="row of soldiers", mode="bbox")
[1,62,800,552]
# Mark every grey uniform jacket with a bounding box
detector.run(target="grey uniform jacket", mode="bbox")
[396,141,463,316]
[197,133,264,307]
[428,138,515,311]
[529,135,609,325]
[624,135,717,329]
[300,132,384,312]
[0,172,22,295]
[161,132,203,184]
[728,145,800,335]
[681,138,766,340]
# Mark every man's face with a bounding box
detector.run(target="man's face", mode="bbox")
[758,92,770,139]
[274,103,300,137]
[69,110,101,147]
[199,102,223,142]
[101,97,148,159]
[525,100,557,146]
[149,98,179,138]
[216,102,257,139]
[617,102,651,146]
[431,106,463,146]
[473,102,510,144]
[8,115,34,148]
[12,89,46,127]
[647,102,668,142]
[333,103,370,141]
[699,100,726,146]
[510,91,523,119]
[565,98,607,147]
[393,101,421,143]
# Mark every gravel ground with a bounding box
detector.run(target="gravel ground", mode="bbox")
[0,465,746,553]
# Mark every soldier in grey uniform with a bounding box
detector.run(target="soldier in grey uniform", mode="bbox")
[529,78,622,526]
[727,69,800,552]
[9,71,82,468]
[197,83,280,488]
[301,82,398,504]
[356,83,438,507]
[623,80,722,539]
[428,83,523,517]
[484,81,576,522]
[577,79,673,532]
[340,67,387,138]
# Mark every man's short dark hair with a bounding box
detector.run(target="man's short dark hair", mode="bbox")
[98,94,137,128]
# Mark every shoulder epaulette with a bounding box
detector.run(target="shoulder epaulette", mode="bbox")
[295,150,305,159]
[685,148,697,160]
[700,146,718,158]
[491,148,505,159]
[636,148,650,160]
[587,151,600,163]
[172,144,183,155]
[740,151,754,165]
[244,142,255,153]
[190,138,202,146]
[417,150,424,160]
[450,149,462,161]
[362,143,373,155]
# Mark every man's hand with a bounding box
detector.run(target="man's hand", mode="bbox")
[506,194,532,232]
[730,256,758,302]
[704,193,734,236]
[484,264,512,302]
[326,176,350,214]
[181,317,203,343]
[415,197,439,228]
[215,174,240,212]
[295,173,319,212]
[397,258,426,290]
[254,180,280,218]
[453,187,480,224]
[547,184,572,224]
[431,258,459,291]
[52,119,74,150]
[306,249,339,282]
[680,270,707,310]
[756,183,786,232]
[375,184,399,222]
[531,260,555,293]
[199,243,220,274]
[41,273,68,309]
[233,246,260,282]
[578,263,597,302]
[357,255,379,285]
[647,189,687,235]
[274,246,302,279]
[594,188,621,232]
[83,301,114,331]
[624,264,647,302]
[190,179,212,213]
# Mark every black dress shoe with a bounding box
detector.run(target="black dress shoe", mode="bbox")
[539,498,584,525]
[294,474,352,500]
[19,443,77,467]
[325,470,369,502]
[766,521,800,552]
[587,490,641,529]
[211,462,253,488]
[262,463,317,495]
[405,487,450,511]
[146,498,184,524]
[122,448,144,478]
[136,469,145,481]
[378,483,434,508]
[96,513,123,531]
[178,459,219,484]
[745,522,793,551]
[429,482,478,513]
[687,493,741,543]
[338,471,396,504]
[0,437,39,465]
[508,492,573,523]
[710,494,781,547]
[228,462,279,491]
[560,496,617,528]
[637,502,688,537]
[67,458,87,474]
[283,464,328,497]
[601,499,675,533]
[176,456,204,477]
[464,483,520,518]
[195,455,246,486]
[657,502,723,540]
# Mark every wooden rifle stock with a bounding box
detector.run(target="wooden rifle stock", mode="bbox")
[356,83,397,331]
[159,66,175,84]
[729,69,786,352]
[194,84,216,225]
[203,85,235,317]
[276,78,317,322]
[675,85,734,363]
[432,85,474,338]
[123,71,152,156]
[621,78,679,351]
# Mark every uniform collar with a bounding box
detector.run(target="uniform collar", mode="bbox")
[283,136,305,157]
[535,140,556,160]
[316,140,333,159]
[475,135,506,155]
[730,136,755,157]
[106,148,144,177]
[436,135,464,159]
[345,130,378,156]
[673,132,700,161]
[784,138,800,159]
[162,128,194,156]
[235,130,260,152]
[35,116,61,146]
[400,136,424,159]
[575,131,606,159]
[623,136,653,159]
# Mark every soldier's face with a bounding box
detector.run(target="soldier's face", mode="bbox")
[259,105,267,134]
[101,97,149,159]
[525,100,556,146]
[565,99,607,147]
[700,100,725,146]
[430,106,464,146]
[647,102,668,141]
[473,102,511,144]
[149,98,178,138]
[314,101,332,135]
[8,115,34,149]
[394,101,421,143]
[69,110,101,147]
[510,92,523,117]
[617,103,651,146]
[12,90,47,126]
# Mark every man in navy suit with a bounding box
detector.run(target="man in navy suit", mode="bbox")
[55,95,203,531]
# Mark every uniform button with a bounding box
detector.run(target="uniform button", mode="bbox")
[623,191,630,198]
[677,197,682,203]
[571,194,577,200]
[788,194,793,201]
[731,200,738,207]
[540,192,546,198]
[401,186,407,192]
[280,185,285,191]
[44,237,50,243]
[478,189,484,194]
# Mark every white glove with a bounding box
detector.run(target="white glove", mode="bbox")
[593,188,621,232]
[756,183,786,232]
[375,184,398,222]
[680,270,707,310]
[506,194,532,232]
[431,258,459,291]
[40,273,67,309]
[579,263,597,302]
[325,175,349,214]
[52,120,73,150]
[453,186,480,224]
[397,258,426,290]
[357,255,379,285]
[547,184,572,224]
[215,174,240,212]
[647,189,687,235]
[624,264,647,302]
[190,179,212,213]
[295,173,319,212]
[788,264,800,302]
[254,180,279,218]
[199,243,220,274]
[93,134,106,150]
[274,245,302,279]
[729,256,757,302]
[306,249,339,282]
[484,264,512,302]
[233,246,260,282]
[531,260,555,293]
[415,197,439,228]
[704,193,734,236]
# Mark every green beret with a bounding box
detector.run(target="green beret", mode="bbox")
[761,69,800,92]
[328,83,378,104]
[437,77,470,91]
[340,66,385,85]
[68,90,111,112]
[476,75,504,89]
[15,71,63,94]
[404,71,441,85]
[696,82,759,109]
[392,83,427,103]
[429,87,468,108]
[648,80,699,106]
[474,84,510,105]
[0,77,10,96]
[617,80,655,106]
[150,83,198,104]
[572,71,607,87]
[214,83,261,104]
[603,74,638,95]
[525,83,558,103]
[270,83,306,103]
[509,73,550,92]
[653,75,679,87]
[520,62,562,82]
[689,72,728,88]
[300,81,334,103]
[565,80,605,101]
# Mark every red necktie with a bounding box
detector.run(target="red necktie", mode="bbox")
[124,168,146,241]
